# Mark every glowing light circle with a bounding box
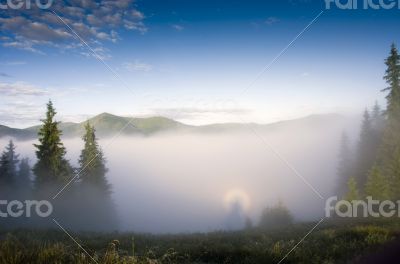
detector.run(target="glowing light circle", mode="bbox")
[223,189,251,212]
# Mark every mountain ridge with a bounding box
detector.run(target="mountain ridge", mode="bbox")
[0,113,347,140]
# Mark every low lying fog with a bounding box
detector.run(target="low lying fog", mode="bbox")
[0,116,358,233]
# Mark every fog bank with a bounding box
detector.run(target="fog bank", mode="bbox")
[0,116,358,233]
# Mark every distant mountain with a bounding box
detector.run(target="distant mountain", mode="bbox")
[0,113,349,140]
[0,125,34,139]
[195,113,349,133]
[0,113,191,140]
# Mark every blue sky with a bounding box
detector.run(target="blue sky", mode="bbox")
[0,0,399,127]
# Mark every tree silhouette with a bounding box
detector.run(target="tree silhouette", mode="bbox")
[33,101,72,188]
[79,122,111,194]
[0,140,19,187]
[17,158,32,191]
[364,166,390,200]
[345,177,359,201]
[377,44,400,199]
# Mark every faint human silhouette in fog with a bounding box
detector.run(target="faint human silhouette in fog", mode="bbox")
[225,200,245,230]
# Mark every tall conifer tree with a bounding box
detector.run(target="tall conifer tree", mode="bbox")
[79,122,110,195]
[372,102,385,131]
[354,109,377,189]
[378,44,400,199]
[365,166,390,200]
[0,140,19,186]
[345,177,359,201]
[17,158,32,190]
[77,122,116,230]
[33,101,72,188]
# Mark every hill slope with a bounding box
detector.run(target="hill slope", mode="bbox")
[0,113,189,139]
[0,113,349,140]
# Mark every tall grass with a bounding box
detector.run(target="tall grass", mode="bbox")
[0,219,397,263]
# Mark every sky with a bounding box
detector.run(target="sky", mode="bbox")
[0,0,399,128]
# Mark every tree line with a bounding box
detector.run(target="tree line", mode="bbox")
[0,101,116,230]
[337,43,400,201]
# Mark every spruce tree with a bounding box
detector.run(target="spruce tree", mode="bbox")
[258,201,293,229]
[364,166,390,200]
[336,132,353,197]
[383,43,400,115]
[77,122,116,230]
[345,177,359,201]
[372,102,385,131]
[79,122,110,194]
[354,109,376,189]
[370,102,385,160]
[0,140,19,186]
[378,44,400,199]
[33,101,72,188]
[17,158,32,190]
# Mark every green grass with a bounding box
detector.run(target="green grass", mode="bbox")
[0,219,398,264]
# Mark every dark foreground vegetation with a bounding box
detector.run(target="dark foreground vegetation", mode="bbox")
[1,219,399,264]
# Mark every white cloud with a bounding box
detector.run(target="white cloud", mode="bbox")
[2,36,44,54]
[172,24,184,31]
[149,107,251,124]
[123,61,153,72]
[0,82,48,96]
[131,10,145,20]
[265,17,280,25]
[80,46,112,60]
[0,100,46,127]
[123,20,147,34]
[0,0,147,54]
[0,61,27,66]
[153,107,250,115]
[301,72,310,77]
